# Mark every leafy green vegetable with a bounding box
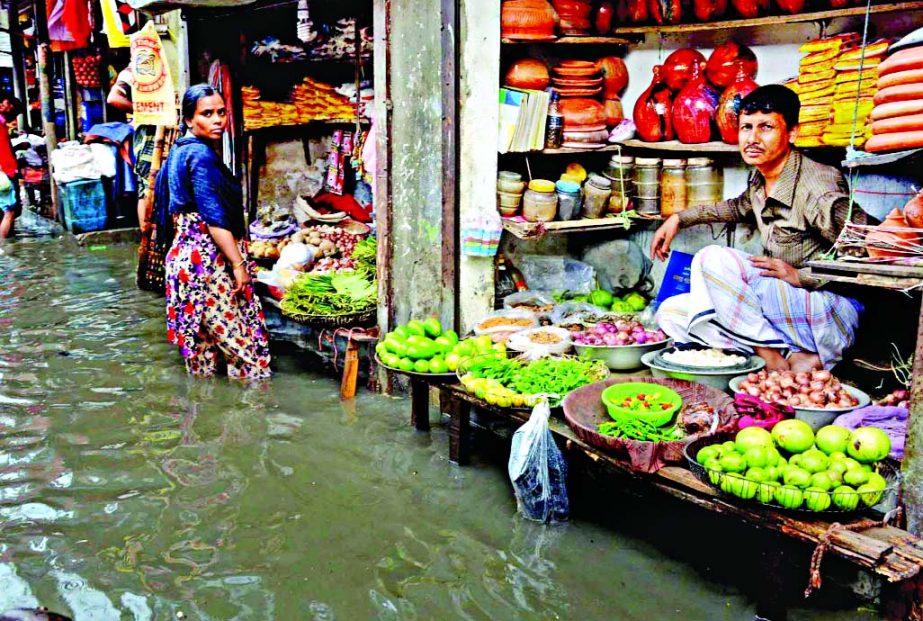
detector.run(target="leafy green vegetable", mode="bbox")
[281,270,377,317]
[598,418,685,442]
[351,237,377,279]
[510,357,608,398]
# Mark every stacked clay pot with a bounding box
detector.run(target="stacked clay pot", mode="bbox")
[867,42,923,153]
[501,0,558,41]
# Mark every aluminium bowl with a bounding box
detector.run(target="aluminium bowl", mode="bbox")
[642,351,765,393]
[574,338,669,371]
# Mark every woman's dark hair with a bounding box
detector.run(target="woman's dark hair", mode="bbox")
[0,95,23,122]
[740,85,801,130]
[180,83,220,132]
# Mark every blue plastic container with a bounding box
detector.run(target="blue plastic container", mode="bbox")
[80,101,104,133]
[60,179,107,233]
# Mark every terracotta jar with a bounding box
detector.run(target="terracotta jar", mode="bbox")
[867,208,916,258]
[731,0,769,19]
[559,97,606,129]
[603,98,624,126]
[904,188,923,229]
[662,48,707,92]
[716,62,759,144]
[504,59,551,90]
[595,1,615,33]
[650,0,682,24]
[706,42,758,89]
[693,0,727,21]
[672,61,720,144]
[633,65,675,142]
[501,0,558,40]
[599,56,629,98]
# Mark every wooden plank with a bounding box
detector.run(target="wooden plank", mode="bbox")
[616,139,741,154]
[501,36,634,45]
[843,148,923,169]
[612,1,923,33]
[807,260,923,279]
[501,215,649,239]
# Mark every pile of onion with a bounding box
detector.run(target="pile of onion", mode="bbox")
[735,369,859,409]
[573,319,667,347]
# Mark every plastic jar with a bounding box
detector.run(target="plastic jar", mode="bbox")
[632,157,661,215]
[605,155,634,186]
[581,174,612,219]
[632,157,661,185]
[555,180,582,221]
[688,180,723,207]
[660,159,687,217]
[522,179,558,222]
[685,158,716,184]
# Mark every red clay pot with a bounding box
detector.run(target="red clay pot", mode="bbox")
[706,42,758,89]
[672,61,721,143]
[633,65,675,142]
[716,62,759,144]
[662,48,707,92]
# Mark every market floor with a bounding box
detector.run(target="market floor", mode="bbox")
[0,237,882,620]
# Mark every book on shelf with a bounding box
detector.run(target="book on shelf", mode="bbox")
[498,88,550,154]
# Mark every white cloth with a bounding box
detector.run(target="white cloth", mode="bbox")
[655,246,861,369]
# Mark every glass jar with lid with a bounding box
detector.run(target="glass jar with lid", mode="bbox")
[605,155,634,186]
[581,174,612,219]
[555,180,582,221]
[686,157,723,207]
[522,179,558,222]
[660,159,687,217]
[633,157,661,215]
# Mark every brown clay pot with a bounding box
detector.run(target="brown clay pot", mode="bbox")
[867,208,916,258]
[706,42,758,89]
[603,98,624,126]
[903,188,923,229]
[716,62,759,144]
[504,59,551,90]
[599,56,629,98]
[501,0,558,39]
[662,48,707,92]
[559,97,606,128]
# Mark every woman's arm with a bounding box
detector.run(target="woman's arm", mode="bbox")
[208,225,249,296]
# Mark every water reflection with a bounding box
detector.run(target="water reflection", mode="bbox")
[0,240,874,620]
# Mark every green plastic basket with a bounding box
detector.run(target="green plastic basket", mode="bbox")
[601,382,683,427]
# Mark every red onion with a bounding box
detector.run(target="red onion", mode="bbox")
[808,391,825,405]
[747,373,759,383]
[789,395,802,406]
[813,370,832,382]
[795,372,809,386]
[809,380,826,392]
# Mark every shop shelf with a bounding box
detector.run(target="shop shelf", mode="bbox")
[501,36,635,46]
[611,1,923,34]
[501,215,661,239]
[842,148,923,169]
[500,140,742,156]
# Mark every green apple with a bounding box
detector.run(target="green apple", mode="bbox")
[809,472,834,492]
[825,468,843,486]
[804,487,832,512]
[696,445,721,465]
[843,468,870,487]
[744,447,769,469]
[799,449,829,474]
[765,447,782,467]
[723,473,758,500]
[771,419,815,454]
[764,466,782,482]
[827,460,848,477]
[722,440,739,454]
[815,425,851,456]
[746,467,768,483]
[783,466,812,489]
[857,483,884,507]
[719,452,747,474]
[867,472,888,490]
[704,458,723,486]
[775,485,804,509]
[758,482,780,504]
[832,485,860,511]
[828,451,847,461]
[735,426,774,453]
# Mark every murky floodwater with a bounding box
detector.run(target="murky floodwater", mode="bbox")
[0,237,882,620]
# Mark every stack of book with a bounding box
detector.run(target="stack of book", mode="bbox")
[498,88,551,153]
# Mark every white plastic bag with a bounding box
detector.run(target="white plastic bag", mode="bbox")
[518,255,596,295]
[508,399,569,523]
[50,143,102,184]
[276,242,317,271]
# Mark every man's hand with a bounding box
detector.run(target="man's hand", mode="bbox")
[749,256,802,287]
[650,214,681,262]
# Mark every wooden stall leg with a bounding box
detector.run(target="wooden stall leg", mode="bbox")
[410,377,430,431]
[444,391,471,466]
[339,339,360,400]
[881,574,923,621]
[755,541,789,621]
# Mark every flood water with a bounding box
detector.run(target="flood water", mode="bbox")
[0,237,883,620]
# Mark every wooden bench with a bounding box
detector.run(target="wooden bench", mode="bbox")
[407,382,923,620]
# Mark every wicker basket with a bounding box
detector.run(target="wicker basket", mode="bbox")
[136,233,167,294]
[280,307,377,328]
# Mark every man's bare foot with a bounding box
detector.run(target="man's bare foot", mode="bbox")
[755,347,789,372]
[788,352,822,373]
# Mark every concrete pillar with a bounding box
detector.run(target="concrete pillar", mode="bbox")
[457,0,501,332]
[376,0,456,331]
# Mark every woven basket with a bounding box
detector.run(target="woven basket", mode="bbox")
[280,307,377,328]
[137,233,167,294]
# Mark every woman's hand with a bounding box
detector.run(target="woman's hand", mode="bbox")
[232,262,250,297]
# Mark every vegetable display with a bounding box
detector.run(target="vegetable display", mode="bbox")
[459,355,609,407]
[694,422,893,511]
[377,321,502,375]
[573,319,667,346]
[735,369,859,409]
[280,271,377,318]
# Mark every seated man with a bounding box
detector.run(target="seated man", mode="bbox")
[650,85,868,373]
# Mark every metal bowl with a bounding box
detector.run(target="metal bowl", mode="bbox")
[574,338,670,371]
[728,375,871,432]
[642,351,765,393]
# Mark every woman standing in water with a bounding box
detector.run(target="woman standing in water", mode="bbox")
[158,84,271,379]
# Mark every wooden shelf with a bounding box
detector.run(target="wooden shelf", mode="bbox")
[243,118,369,134]
[501,215,660,239]
[502,140,741,156]
[807,259,923,290]
[501,36,635,45]
[612,1,923,33]
[843,147,923,169]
